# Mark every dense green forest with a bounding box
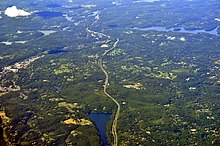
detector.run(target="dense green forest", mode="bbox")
[0,0,219,145]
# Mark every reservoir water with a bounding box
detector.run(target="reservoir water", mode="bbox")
[132,26,220,36]
[36,11,63,19]
[89,113,111,146]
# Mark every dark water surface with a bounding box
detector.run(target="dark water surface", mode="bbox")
[36,11,63,19]
[48,49,68,54]
[89,113,111,146]
[132,26,220,36]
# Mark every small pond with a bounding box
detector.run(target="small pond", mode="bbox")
[89,113,111,146]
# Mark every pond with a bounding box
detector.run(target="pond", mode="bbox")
[35,11,63,19]
[48,49,68,54]
[89,113,111,146]
[132,26,220,36]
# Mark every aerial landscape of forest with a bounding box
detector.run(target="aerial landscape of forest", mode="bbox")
[0,0,219,145]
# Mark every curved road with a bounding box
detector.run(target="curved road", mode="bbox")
[86,14,120,145]
[98,39,120,146]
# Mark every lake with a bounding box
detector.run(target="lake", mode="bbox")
[132,26,220,36]
[36,11,63,19]
[48,49,68,54]
[89,113,111,146]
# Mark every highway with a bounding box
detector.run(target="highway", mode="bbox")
[98,39,120,146]
[87,12,121,145]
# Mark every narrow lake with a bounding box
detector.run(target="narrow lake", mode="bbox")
[89,113,111,146]
[132,26,220,36]
[35,11,63,19]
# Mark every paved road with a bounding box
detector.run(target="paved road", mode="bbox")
[86,14,121,145]
[98,39,120,146]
